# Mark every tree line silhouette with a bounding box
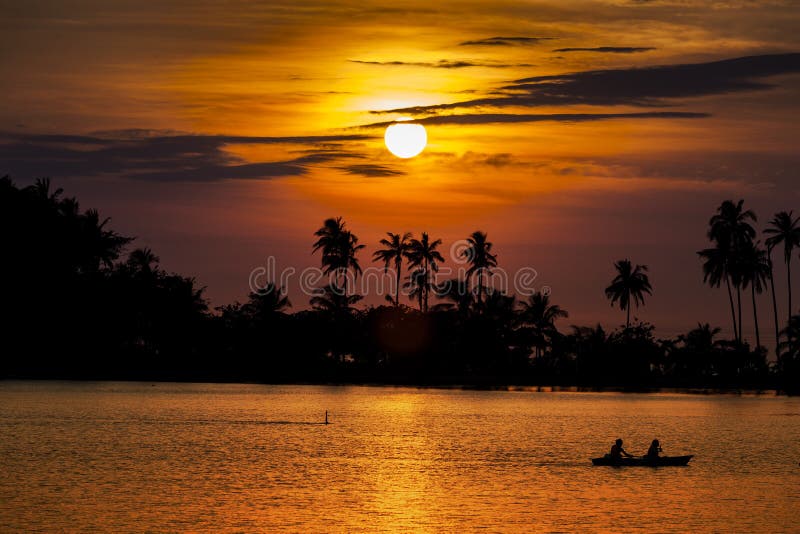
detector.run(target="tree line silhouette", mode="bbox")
[1,176,798,392]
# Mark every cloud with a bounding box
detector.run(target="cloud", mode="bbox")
[459,36,556,46]
[357,111,709,129]
[587,149,800,187]
[349,59,532,69]
[0,130,377,182]
[336,164,405,177]
[370,53,800,114]
[552,47,656,53]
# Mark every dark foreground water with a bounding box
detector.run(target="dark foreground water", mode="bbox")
[1,382,799,532]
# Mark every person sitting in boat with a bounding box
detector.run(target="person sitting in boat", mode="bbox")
[609,438,633,460]
[646,439,662,459]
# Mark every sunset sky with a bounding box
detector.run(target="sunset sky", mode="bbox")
[2,0,799,341]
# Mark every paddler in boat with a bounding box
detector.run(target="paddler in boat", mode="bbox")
[646,439,662,459]
[609,438,633,460]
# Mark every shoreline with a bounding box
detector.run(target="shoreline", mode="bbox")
[0,377,785,397]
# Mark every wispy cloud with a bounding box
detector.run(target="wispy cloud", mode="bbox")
[337,164,405,177]
[459,36,556,46]
[552,47,656,53]
[349,59,533,68]
[0,130,380,183]
[357,111,709,129]
[370,53,800,114]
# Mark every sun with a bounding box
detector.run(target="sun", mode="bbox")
[384,118,427,158]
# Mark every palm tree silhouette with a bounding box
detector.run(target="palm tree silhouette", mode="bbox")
[777,313,800,392]
[764,211,800,325]
[341,231,365,294]
[778,315,800,353]
[463,231,498,305]
[406,232,445,312]
[127,247,160,275]
[246,283,291,318]
[404,268,427,311]
[434,277,474,315]
[519,291,568,358]
[698,244,739,342]
[31,178,63,204]
[313,217,365,295]
[79,208,131,272]
[373,232,412,306]
[707,199,756,342]
[310,283,363,313]
[765,243,780,355]
[605,259,652,328]
[481,290,517,323]
[740,241,771,350]
[680,323,722,352]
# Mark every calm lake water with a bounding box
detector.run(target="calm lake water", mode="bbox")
[1,382,799,532]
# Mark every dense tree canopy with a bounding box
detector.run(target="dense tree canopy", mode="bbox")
[1,178,797,392]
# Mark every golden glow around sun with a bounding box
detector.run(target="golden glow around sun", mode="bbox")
[384,119,427,158]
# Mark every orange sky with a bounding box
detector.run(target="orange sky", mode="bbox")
[1,0,799,341]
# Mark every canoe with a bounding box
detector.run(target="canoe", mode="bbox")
[591,455,693,467]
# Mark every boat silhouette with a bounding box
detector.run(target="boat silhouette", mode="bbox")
[591,455,693,467]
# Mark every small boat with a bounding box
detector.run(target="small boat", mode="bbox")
[591,455,693,467]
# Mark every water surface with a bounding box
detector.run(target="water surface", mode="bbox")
[1,382,799,532]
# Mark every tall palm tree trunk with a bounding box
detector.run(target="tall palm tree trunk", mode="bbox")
[752,284,761,350]
[736,285,743,343]
[423,258,429,313]
[768,249,780,356]
[725,275,738,342]
[626,301,631,329]
[788,255,793,324]
[394,260,401,306]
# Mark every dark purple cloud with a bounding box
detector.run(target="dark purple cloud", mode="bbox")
[371,53,800,114]
[553,47,656,53]
[358,111,709,129]
[0,131,379,182]
[459,36,556,46]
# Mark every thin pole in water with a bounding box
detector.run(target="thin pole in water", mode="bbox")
[325,410,329,425]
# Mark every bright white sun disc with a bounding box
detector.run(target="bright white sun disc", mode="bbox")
[384,122,427,158]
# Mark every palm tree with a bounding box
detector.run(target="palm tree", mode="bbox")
[766,243,780,355]
[246,283,291,319]
[312,217,365,295]
[709,199,757,246]
[777,313,800,392]
[462,231,498,305]
[29,177,63,205]
[673,323,723,379]
[698,245,738,342]
[740,241,770,350]
[764,211,800,325]
[127,247,160,275]
[406,232,445,312]
[404,268,427,312]
[481,290,517,323]
[373,232,412,306]
[680,323,722,352]
[79,208,132,272]
[162,275,209,316]
[310,283,363,313]
[434,277,474,315]
[340,231,365,294]
[605,259,652,328]
[707,199,756,342]
[778,315,800,354]
[519,291,569,358]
